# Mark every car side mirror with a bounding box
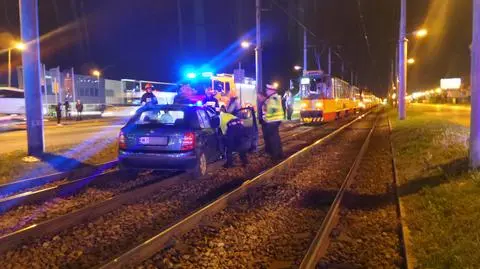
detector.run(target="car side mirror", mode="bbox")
[211,117,220,128]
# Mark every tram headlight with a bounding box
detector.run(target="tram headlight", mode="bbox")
[359,102,366,109]
[315,102,323,109]
[301,102,308,110]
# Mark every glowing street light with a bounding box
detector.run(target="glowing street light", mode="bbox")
[415,28,428,39]
[92,70,101,77]
[91,69,101,91]
[272,82,279,89]
[293,65,302,71]
[407,58,415,65]
[14,42,26,51]
[241,41,252,49]
[7,42,26,87]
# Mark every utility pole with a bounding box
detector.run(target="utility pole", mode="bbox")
[177,0,184,55]
[398,0,407,120]
[255,0,263,97]
[19,0,44,156]
[328,47,332,75]
[303,27,307,75]
[8,49,12,87]
[351,70,354,85]
[470,0,480,168]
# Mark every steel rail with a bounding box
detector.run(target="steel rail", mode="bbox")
[0,122,313,255]
[99,112,372,269]
[299,113,379,269]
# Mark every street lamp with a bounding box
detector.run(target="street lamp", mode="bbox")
[415,29,428,39]
[91,69,101,92]
[8,42,26,87]
[241,41,252,49]
[407,58,415,65]
[272,82,279,89]
[294,65,302,71]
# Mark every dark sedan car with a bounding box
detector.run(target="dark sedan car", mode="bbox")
[118,104,258,179]
[118,104,224,178]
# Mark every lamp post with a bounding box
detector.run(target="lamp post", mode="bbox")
[92,69,101,92]
[8,42,26,87]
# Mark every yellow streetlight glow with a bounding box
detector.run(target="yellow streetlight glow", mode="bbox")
[407,58,415,65]
[92,70,101,77]
[14,42,26,51]
[272,82,279,89]
[415,29,428,38]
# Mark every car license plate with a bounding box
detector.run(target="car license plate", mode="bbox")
[138,137,168,145]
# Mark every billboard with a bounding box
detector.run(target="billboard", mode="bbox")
[440,78,461,90]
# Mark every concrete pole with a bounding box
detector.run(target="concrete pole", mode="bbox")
[328,47,332,75]
[470,0,480,168]
[303,27,307,75]
[19,0,44,156]
[8,49,12,87]
[398,0,407,120]
[255,0,263,96]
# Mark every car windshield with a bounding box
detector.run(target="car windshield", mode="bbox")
[134,108,186,126]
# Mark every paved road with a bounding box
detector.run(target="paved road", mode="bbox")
[407,103,470,126]
[0,118,126,154]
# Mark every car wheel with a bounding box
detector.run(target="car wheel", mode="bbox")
[190,152,208,180]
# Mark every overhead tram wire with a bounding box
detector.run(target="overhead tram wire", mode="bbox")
[355,0,373,62]
[270,0,320,42]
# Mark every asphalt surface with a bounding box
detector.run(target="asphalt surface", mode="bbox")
[0,118,126,154]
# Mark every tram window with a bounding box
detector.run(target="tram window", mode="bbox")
[225,82,231,93]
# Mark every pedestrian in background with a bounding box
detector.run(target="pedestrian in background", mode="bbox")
[55,102,62,126]
[281,90,287,119]
[284,90,294,120]
[64,100,71,120]
[76,100,84,121]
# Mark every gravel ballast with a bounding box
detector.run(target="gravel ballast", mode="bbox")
[320,112,404,268]
[0,119,348,268]
[140,114,377,269]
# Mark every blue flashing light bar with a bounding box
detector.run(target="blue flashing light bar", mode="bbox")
[186,72,197,79]
[201,72,213,78]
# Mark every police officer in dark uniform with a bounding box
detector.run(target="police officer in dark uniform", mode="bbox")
[220,107,251,168]
[141,83,158,105]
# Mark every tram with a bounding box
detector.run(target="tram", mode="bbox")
[299,71,360,123]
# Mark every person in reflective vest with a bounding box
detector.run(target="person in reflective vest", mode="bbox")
[220,107,250,168]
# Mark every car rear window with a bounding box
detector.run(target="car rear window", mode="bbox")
[135,109,186,126]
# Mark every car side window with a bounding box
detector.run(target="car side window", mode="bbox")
[197,110,211,129]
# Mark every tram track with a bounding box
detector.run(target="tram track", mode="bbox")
[98,111,377,269]
[0,114,365,268]
[0,123,306,225]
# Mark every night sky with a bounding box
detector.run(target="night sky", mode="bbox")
[0,0,473,96]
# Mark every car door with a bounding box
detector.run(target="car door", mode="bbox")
[235,107,259,152]
[196,109,219,162]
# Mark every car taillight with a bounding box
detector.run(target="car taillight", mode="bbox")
[119,131,127,149]
[181,132,195,151]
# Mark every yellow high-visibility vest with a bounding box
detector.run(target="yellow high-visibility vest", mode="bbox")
[220,112,237,134]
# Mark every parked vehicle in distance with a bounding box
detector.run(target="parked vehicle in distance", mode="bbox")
[118,104,258,179]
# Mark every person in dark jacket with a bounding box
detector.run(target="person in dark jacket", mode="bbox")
[202,87,219,111]
[76,100,84,121]
[64,100,71,120]
[220,107,251,168]
[55,102,62,125]
[140,83,158,105]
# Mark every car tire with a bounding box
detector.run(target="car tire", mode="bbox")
[189,151,208,180]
